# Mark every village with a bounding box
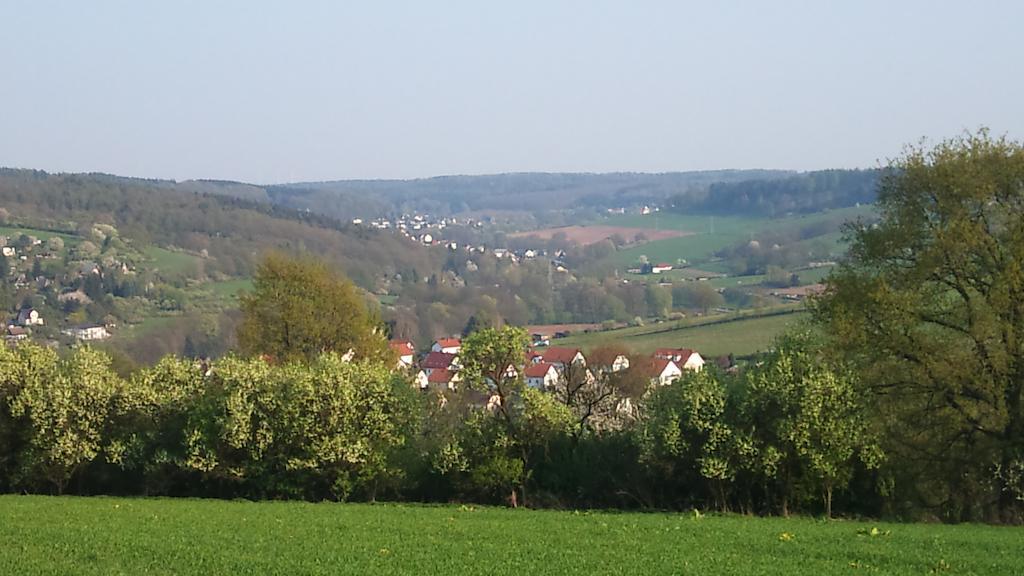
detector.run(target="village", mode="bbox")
[388,334,711,397]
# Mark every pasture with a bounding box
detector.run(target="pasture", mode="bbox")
[556,308,808,358]
[0,496,1019,575]
[601,206,872,271]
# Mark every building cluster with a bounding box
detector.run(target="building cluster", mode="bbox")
[388,337,706,395]
[354,213,484,246]
[4,306,112,346]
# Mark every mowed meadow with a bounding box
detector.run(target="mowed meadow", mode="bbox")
[1,496,1021,576]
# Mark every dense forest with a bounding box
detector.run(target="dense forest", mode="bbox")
[668,169,882,216]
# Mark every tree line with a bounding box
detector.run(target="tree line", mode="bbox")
[0,328,883,519]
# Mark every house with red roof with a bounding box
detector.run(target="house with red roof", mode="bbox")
[535,346,586,370]
[524,362,560,390]
[426,368,459,391]
[653,348,705,372]
[421,351,459,376]
[431,337,462,354]
[649,358,683,386]
[389,340,416,370]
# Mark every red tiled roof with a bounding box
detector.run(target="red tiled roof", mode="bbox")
[524,362,556,378]
[389,340,415,356]
[653,348,694,361]
[541,347,582,365]
[421,351,457,370]
[435,338,461,349]
[652,358,678,375]
[427,368,455,384]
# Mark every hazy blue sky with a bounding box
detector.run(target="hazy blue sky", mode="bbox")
[2,1,1021,183]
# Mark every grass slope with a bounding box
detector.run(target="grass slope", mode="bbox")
[557,309,807,357]
[0,496,1019,575]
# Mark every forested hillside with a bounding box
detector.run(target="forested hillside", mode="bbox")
[668,169,882,216]
[0,169,442,285]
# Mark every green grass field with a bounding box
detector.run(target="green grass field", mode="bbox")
[557,308,807,357]
[204,278,253,301]
[0,225,81,245]
[0,496,1019,575]
[605,206,872,271]
[144,246,202,277]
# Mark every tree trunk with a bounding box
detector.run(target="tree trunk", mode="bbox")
[825,485,833,519]
[509,488,518,508]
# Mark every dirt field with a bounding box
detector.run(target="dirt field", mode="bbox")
[511,225,692,245]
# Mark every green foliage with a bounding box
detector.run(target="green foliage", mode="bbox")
[739,330,882,516]
[814,130,1024,521]
[645,283,672,317]
[238,252,389,364]
[176,354,416,500]
[640,369,735,508]
[0,345,120,493]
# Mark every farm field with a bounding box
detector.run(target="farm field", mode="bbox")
[556,308,807,358]
[1,496,1020,576]
[602,206,873,271]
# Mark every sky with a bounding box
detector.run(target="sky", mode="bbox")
[1,1,1021,184]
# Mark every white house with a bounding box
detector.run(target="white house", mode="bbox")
[524,362,560,390]
[4,325,29,341]
[414,370,430,390]
[431,338,462,354]
[62,323,111,341]
[651,263,674,274]
[15,308,43,326]
[610,354,630,372]
[650,358,683,386]
[389,340,416,370]
[653,348,705,372]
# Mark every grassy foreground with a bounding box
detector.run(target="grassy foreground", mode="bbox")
[1,496,1020,575]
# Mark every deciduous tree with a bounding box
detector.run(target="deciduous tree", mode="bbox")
[814,130,1024,521]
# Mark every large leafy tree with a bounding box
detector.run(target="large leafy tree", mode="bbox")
[814,130,1024,521]
[639,369,735,510]
[738,330,882,517]
[0,344,121,493]
[237,252,389,364]
[456,327,572,506]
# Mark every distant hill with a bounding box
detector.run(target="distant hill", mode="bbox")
[163,169,879,223]
[258,170,795,221]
